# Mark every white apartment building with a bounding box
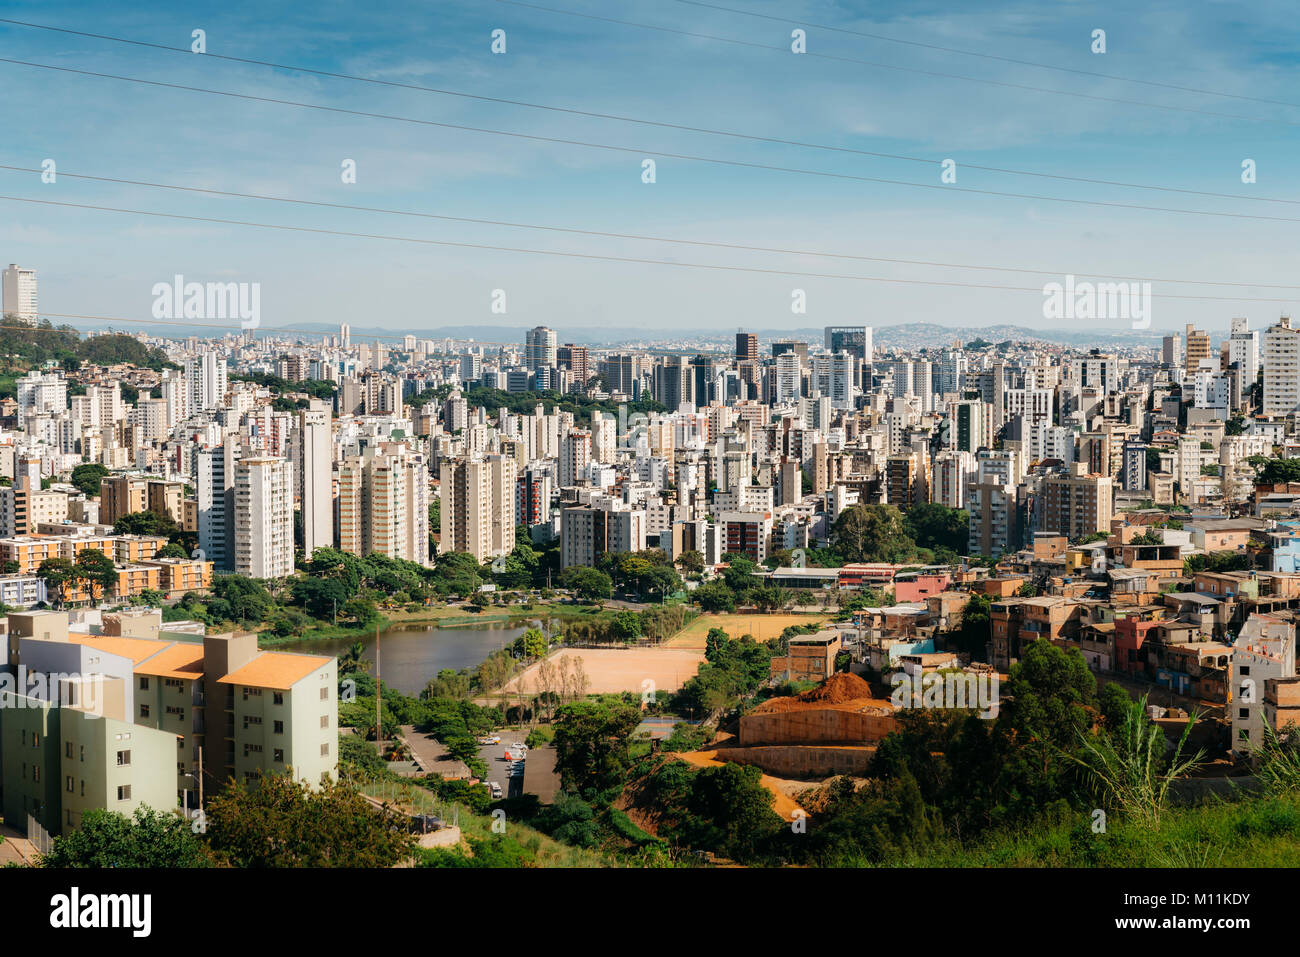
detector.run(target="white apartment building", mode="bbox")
[1263,317,1300,417]
[234,456,294,578]
[2,263,37,323]
[185,351,228,412]
[296,401,333,560]
[16,370,65,427]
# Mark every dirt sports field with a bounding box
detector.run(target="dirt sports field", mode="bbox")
[500,647,706,695]
[665,612,832,649]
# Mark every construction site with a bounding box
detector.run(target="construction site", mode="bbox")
[681,673,898,783]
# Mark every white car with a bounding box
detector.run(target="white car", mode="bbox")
[510,743,527,752]
[489,782,503,798]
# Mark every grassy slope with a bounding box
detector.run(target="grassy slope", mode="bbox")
[893,792,1300,868]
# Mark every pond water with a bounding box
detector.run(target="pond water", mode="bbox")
[298,619,536,696]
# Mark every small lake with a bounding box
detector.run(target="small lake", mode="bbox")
[299,619,537,696]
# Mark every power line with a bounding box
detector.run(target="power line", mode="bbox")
[670,0,1300,111]
[5,57,1300,225]
[491,0,1296,128]
[3,193,1297,305]
[4,164,1298,291]
[1,18,1296,206]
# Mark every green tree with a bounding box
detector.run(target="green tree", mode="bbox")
[552,700,642,797]
[680,761,784,864]
[691,580,736,613]
[1254,457,1300,485]
[70,463,109,497]
[609,610,644,642]
[675,549,705,575]
[38,556,77,606]
[832,504,917,564]
[903,502,970,554]
[512,627,548,660]
[204,772,416,867]
[559,566,613,602]
[113,510,179,537]
[41,807,211,868]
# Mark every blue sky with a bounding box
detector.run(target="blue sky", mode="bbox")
[2,0,1298,338]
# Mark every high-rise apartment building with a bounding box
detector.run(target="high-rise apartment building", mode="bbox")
[557,344,590,384]
[524,325,557,371]
[296,401,333,560]
[560,430,591,487]
[824,325,872,361]
[234,457,293,579]
[1228,317,1259,388]
[16,370,65,427]
[185,351,228,412]
[1040,466,1114,541]
[1263,316,1300,417]
[197,441,239,571]
[337,445,430,565]
[439,455,516,562]
[2,264,37,323]
[735,332,758,362]
[1184,323,1211,374]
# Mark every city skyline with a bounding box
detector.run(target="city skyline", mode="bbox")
[2,0,1299,335]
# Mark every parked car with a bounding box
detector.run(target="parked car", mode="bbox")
[489,782,503,798]
[478,735,502,745]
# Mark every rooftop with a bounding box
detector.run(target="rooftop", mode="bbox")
[217,650,333,690]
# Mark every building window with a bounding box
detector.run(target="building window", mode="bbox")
[320,715,329,729]
[65,741,72,759]
[140,704,150,719]
[273,749,284,763]
[117,785,132,801]
[32,732,40,747]
[320,742,329,757]
[243,715,262,729]
[65,775,74,793]
[320,687,329,701]
[273,692,284,705]
[116,750,131,766]
[32,766,39,783]
[80,780,84,797]
[140,677,150,690]
[79,745,84,762]
[273,720,284,734]
[1240,708,1250,719]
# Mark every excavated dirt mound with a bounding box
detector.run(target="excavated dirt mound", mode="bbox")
[797,673,874,704]
[754,673,877,713]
